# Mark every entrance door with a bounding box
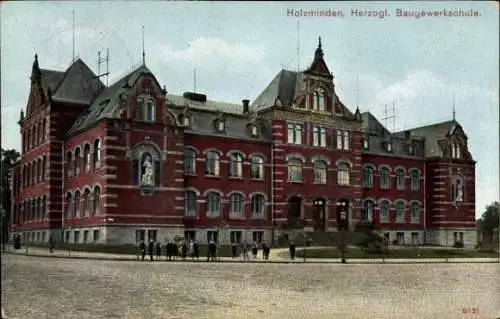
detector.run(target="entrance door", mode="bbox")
[313,198,327,231]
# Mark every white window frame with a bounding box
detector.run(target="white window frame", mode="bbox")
[251,194,265,218]
[410,202,420,223]
[229,153,243,178]
[205,192,221,218]
[410,170,420,191]
[379,201,390,223]
[395,201,405,223]
[396,169,405,190]
[229,193,244,218]
[363,166,374,188]
[184,149,197,175]
[184,191,197,217]
[287,158,303,182]
[250,156,264,179]
[337,163,350,185]
[313,126,327,147]
[287,123,302,145]
[205,151,220,176]
[380,168,391,189]
[313,160,327,184]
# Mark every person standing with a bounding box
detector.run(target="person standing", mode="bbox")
[231,241,237,259]
[262,242,269,260]
[181,241,188,261]
[49,235,55,253]
[155,241,162,260]
[241,240,249,260]
[139,240,146,261]
[289,241,296,260]
[189,240,195,260]
[193,240,199,260]
[252,242,258,259]
[148,240,154,262]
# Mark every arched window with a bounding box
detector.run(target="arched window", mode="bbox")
[38,122,43,144]
[36,197,41,220]
[93,186,101,216]
[229,153,243,178]
[65,192,73,219]
[131,143,161,187]
[337,162,350,185]
[42,118,46,141]
[42,156,47,182]
[204,151,220,176]
[83,188,90,217]
[184,149,196,176]
[229,193,244,218]
[184,190,197,217]
[37,158,42,184]
[42,195,47,219]
[451,176,464,203]
[33,124,38,147]
[250,155,264,179]
[83,144,91,173]
[380,167,391,189]
[74,190,80,218]
[66,151,73,178]
[363,200,374,222]
[410,170,421,191]
[363,166,374,188]
[395,201,405,223]
[287,158,303,182]
[396,168,405,190]
[379,200,390,223]
[74,147,81,176]
[205,192,221,218]
[93,139,101,169]
[313,160,327,184]
[410,202,420,223]
[251,194,265,218]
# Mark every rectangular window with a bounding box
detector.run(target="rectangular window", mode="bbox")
[135,229,145,243]
[363,137,369,150]
[74,231,80,244]
[207,231,219,243]
[184,230,196,241]
[83,230,89,243]
[230,231,242,244]
[93,230,100,242]
[337,130,350,150]
[396,232,405,244]
[184,151,196,175]
[148,230,157,242]
[252,231,263,244]
[287,123,302,144]
[313,126,327,147]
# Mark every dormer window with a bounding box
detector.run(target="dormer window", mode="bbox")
[215,119,225,132]
[313,88,326,111]
[363,138,369,150]
[182,116,190,127]
[251,125,258,137]
[136,97,156,122]
[408,145,414,156]
[451,143,461,159]
[383,141,392,152]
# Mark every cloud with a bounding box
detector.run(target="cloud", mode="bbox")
[158,37,267,65]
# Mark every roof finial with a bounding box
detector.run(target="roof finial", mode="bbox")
[31,53,41,81]
[314,36,323,60]
[452,93,456,121]
[142,25,145,66]
[318,36,322,49]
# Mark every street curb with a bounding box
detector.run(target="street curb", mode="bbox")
[4,251,499,264]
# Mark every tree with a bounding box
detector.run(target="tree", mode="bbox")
[476,201,499,237]
[1,148,20,244]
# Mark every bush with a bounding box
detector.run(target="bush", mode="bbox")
[452,241,464,248]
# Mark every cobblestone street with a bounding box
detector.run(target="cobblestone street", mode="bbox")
[1,254,498,319]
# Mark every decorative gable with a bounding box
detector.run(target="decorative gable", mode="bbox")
[213,110,226,132]
[305,37,333,79]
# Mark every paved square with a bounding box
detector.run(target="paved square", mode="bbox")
[1,254,498,319]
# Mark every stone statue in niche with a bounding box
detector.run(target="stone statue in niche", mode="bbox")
[455,179,463,202]
[141,154,154,186]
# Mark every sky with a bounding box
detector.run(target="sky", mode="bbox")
[1,1,498,217]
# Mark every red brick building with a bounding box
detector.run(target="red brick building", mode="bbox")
[11,39,477,247]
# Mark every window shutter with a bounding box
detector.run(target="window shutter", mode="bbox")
[154,160,161,186]
[132,159,139,185]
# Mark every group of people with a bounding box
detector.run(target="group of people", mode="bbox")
[138,239,201,261]
[137,239,274,261]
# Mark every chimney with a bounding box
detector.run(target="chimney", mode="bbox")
[242,99,250,113]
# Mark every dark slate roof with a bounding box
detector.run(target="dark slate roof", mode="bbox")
[67,65,152,135]
[167,95,272,141]
[363,134,425,159]
[400,120,462,157]
[51,59,102,105]
[251,69,354,118]
[40,69,65,93]
[360,112,390,136]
